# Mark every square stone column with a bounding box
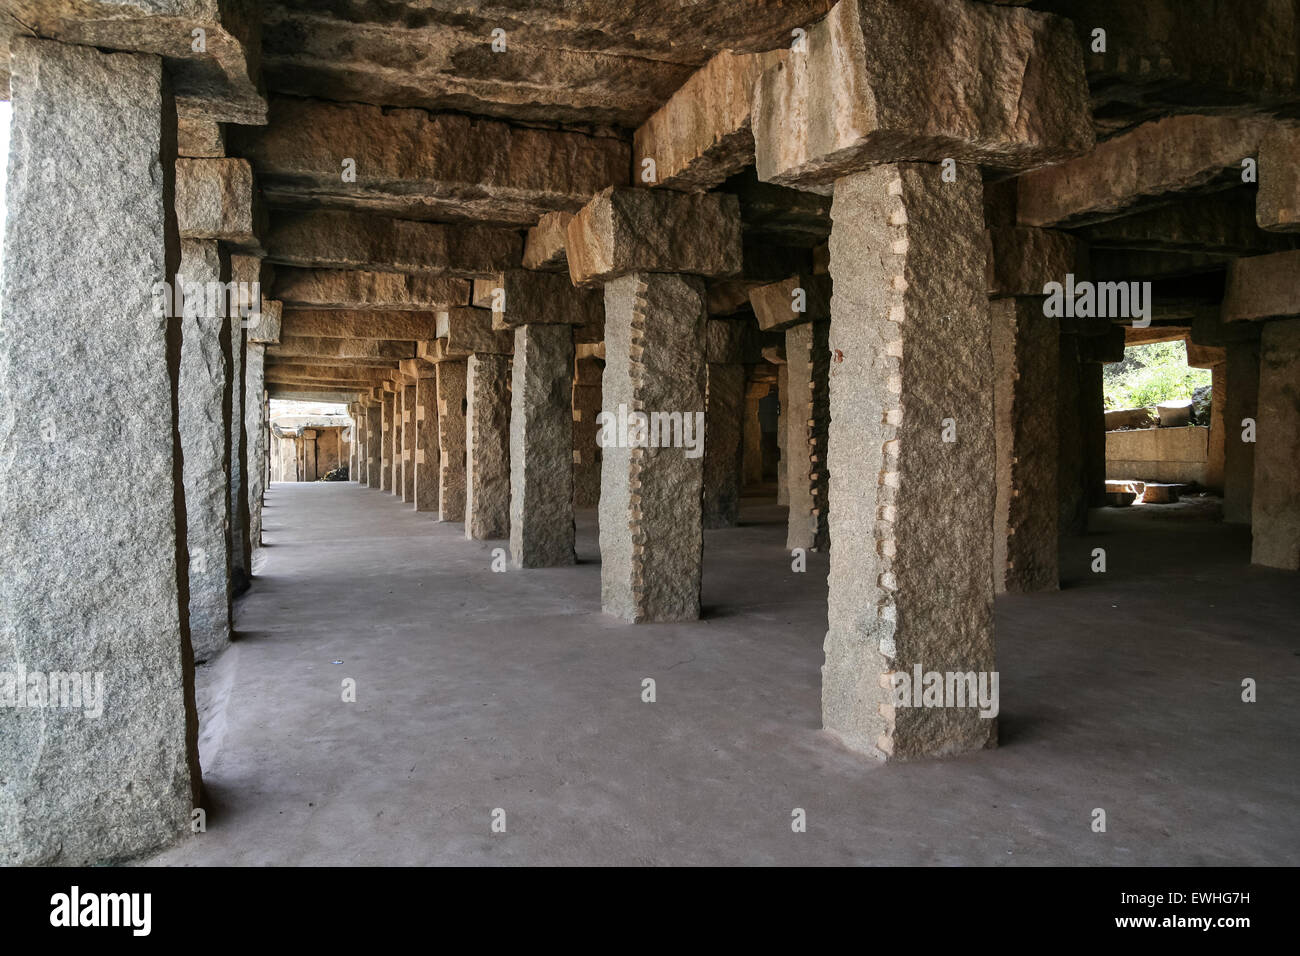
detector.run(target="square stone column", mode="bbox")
[365,399,382,490]
[302,429,319,481]
[1224,341,1260,523]
[991,297,1058,593]
[244,341,268,545]
[511,324,576,566]
[391,386,404,494]
[414,372,440,511]
[1252,318,1300,569]
[178,240,234,661]
[0,38,199,864]
[567,187,741,622]
[228,309,250,594]
[823,165,996,760]
[742,379,768,490]
[437,360,468,521]
[347,402,359,479]
[776,362,789,505]
[1207,364,1226,491]
[572,354,603,508]
[402,383,416,502]
[785,320,831,551]
[465,353,511,539]
[380,390,395,492]
[702,362,745,528]
[600,274,709,621]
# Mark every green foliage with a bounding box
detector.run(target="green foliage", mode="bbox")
[1102,340,1211,411]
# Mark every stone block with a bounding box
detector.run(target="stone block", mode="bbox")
[750,274,831,331]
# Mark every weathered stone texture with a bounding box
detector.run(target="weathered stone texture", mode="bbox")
[465,354,512,539]
[282,311,439,341]
[415,375,440,512]
[267,210,521,275]
[1222,250,1300,322]
[824,165,996,760]
[1258,125,1300,233]
[1251,319,1300,569]
[275,269,470,311]
[245,343,269,540]
[439,308,514,355]
[986,227,1080,297]
[600,274,707,622]
[0,39,197,865]
[402,384,416,502]
[510,325,577,566]
[776,363,789,505]
[494,270,605,329]
[178,241,233,661]
[751,274,831,331]
[381,392,396,492]
[785,321,830,551]
[754,0,1092,188]
[991,298,1058,593]
[175,158,261,246]
[1017,115,1270,227]
[1224,341,1261,524]
[703,364,746,529]
[437,361,468,521]
[365,402,382,490]
[567,188,743,286]
[178,116,225,158]
[237,97,631,225]
[573,357,603,508]
[635,50,786,191]
[522,211,574,271]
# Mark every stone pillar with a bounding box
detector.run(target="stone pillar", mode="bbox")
[511,324,576,566]
[1252,318,1300,569]
[365,399,382,490]
[302,428,319,481]
[437,360,468,521]
[823,165,996,760]
[402,382,416,502]
[245,342,267,547]
[702,363,745,528]
[776,363,789,505]
[600,274,708,621]
[742,379,767,489]
[1224,341,1260,523]
[991,298,1058,593]
[572,355,603,508]
[380,390,395,492]
[465,353,511,539]
[1080,361,1106,508]
[414,372,440,512]
[178,240,233,661]
[0,38,198,864]
[228,305,250,595]
[785,320,830,551]
[1207,365,1226,491]
[347,403,359,480]
[1056,335,1086,535]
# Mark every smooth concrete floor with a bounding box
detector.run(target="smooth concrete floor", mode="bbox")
[145,484,1300,865]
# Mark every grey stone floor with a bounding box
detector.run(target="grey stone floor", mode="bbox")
[144,484,1300,865]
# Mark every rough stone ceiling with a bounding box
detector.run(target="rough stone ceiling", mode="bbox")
[262,0,835,128]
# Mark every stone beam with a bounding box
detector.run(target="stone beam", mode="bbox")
[635,50,785,192]
[567,188,743,286]
[753,0,1092,188]
[750,274,831,331]
[494,271,604,329]
[234,97,630,226]
[269,336,416,361]
[274,268,470,311]
[438,308,514,355]
[0,0,266,124]
[1018,115,1270,227]
[1258,125,1300,232]
[281,311,438,340]
[265,210,522,276]
[522,212,574,272]
[1078,190,1300,255]
[1223,250,1300,322]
